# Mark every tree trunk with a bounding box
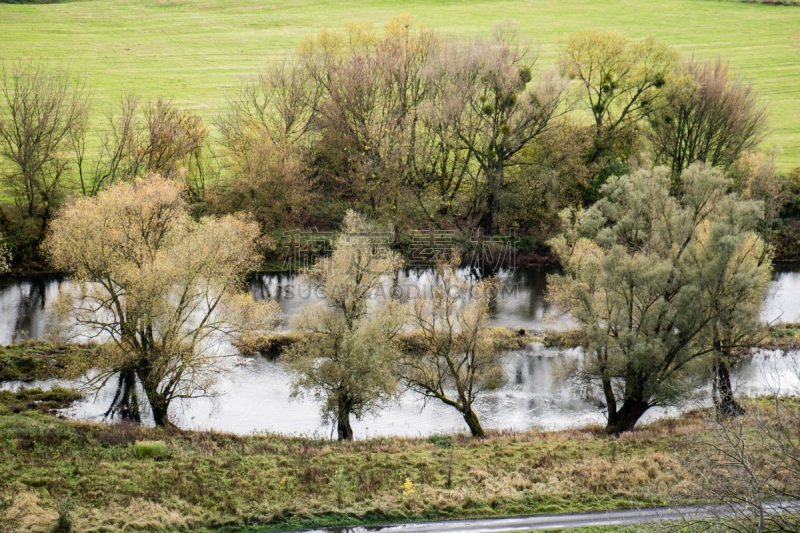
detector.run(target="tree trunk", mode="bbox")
[462,408,486,438]
[149,395,174,427]
[713,361,745,417]
[337,405,354,441]
[140,378,175,428]
[480,165,502,235]
[606,399,649,435]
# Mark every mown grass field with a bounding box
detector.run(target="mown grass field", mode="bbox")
[0,0,798,171]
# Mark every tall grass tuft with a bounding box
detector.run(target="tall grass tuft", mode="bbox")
[132,440,170,460]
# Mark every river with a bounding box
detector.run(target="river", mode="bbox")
[1,265,799,438]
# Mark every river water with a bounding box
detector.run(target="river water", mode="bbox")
[1,265,799,438]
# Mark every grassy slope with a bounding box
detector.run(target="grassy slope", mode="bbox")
[0,0,797,170]
[0,404,699,532]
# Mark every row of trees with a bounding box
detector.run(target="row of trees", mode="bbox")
[0,62,212,263]
[44,181,506,435]
[45,163,772,438]
[287,211,504,439]
[1,17,788,268]
[291,163,773,439]
[12,17,788,437]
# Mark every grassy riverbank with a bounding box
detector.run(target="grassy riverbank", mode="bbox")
[0,342,96,382]
[0,392,705,532]
[3,336,798,532]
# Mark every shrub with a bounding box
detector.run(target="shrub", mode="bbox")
[51,498,72,533]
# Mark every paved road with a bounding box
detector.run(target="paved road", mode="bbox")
[280,501,799,532]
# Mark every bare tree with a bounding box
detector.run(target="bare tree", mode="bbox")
[71,92,145,196]
[142,99,209,196]
[441,24,568,234]
[219,59,322,150]
[311,16,440,221]
[400,261,504,438]
[72,94,215,200]
[670,402,800,532]
[217,57,323,230]
[0,59,89,239]
[649,57,769,183]
[408,78,476,229]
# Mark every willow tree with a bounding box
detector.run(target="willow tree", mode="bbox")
[400,261,504,438]
[45,175,276,426]
[287,211,405,440]
[549,163,769,433]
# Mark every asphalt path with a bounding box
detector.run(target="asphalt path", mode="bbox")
[279,501,800,532]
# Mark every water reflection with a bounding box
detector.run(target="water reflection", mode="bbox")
[247,267,571,333]
[3,266,800,345]
[4,343,796,438]
[0,275,65,344]
[763,263,800,325]
[1,267,800,437]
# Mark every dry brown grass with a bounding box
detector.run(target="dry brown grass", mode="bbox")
[1,492,57,533]
[0,405,725,533]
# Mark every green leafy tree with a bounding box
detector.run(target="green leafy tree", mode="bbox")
[549,163,769,433]
[287,211,405,440]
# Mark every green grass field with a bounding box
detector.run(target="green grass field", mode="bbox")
[1,0,798,171]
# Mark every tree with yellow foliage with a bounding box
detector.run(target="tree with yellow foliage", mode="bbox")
[45,175,277,426]
[560,30,677,167]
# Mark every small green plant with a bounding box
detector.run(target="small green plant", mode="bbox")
[51,498,72,533]
[329,467,353,507]
[132,440,169,460]
[427,434,453,448]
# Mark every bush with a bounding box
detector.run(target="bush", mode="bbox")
[426,434,454,448]
[51,498,72,533]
